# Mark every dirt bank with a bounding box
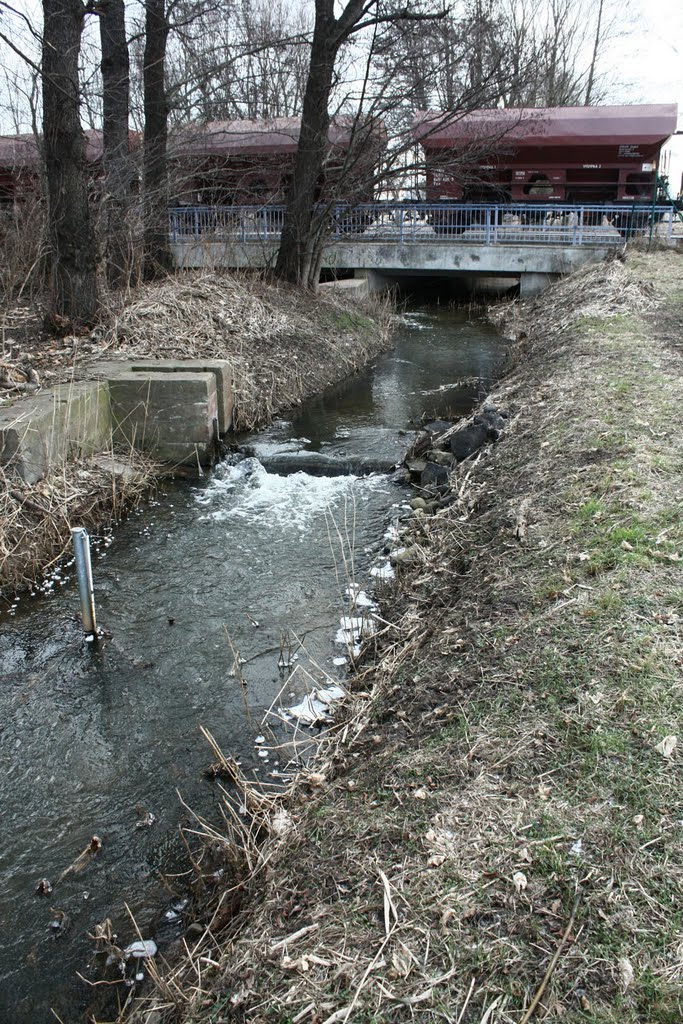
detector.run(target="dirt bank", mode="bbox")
[125,249,683,1024]
[0,273,391,599]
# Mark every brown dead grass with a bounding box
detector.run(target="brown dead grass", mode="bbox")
[0,451,156,601]
[119,248,683,1024]
[103,273,392,431]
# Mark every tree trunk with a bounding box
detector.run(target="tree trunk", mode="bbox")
[274,0,337,287]
[99,0,132,289]
[42,0,98,328]
[142,0,172,279]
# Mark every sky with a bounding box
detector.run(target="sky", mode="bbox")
[603,0,683,192]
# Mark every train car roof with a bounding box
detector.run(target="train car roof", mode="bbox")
[171,117,385,157]
[0,129,139,168]
[414,104,679,149]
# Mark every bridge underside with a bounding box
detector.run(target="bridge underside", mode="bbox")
[172,239,617,296]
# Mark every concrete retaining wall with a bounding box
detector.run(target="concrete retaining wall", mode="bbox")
[0,359,233,483]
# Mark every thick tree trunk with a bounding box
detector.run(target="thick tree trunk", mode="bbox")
[142,0,172,279]
[42,0,98,328]
[274,0,337,288]
[99,0,132,289]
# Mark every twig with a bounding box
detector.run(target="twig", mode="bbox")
[519,891,582,1024]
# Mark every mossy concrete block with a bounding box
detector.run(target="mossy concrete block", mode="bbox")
[0,381,111,483]
[108,371,218,465]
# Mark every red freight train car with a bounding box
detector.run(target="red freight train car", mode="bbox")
[0,117,384,210]
[414,104,678,206]
[170,116,385,206]
[0,130,140,204]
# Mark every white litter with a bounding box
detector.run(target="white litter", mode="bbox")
[124,940,157,960]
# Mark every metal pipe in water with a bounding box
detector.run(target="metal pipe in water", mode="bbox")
[71,527,98,636]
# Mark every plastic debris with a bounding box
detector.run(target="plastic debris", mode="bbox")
[124,939,158,960]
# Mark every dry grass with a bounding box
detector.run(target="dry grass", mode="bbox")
[103,272,392,431]
[2,272,392,432]
[119,248,683,1024]
[0,450,156,601]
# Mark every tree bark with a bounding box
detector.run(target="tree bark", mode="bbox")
[274,0,445,289]
[274,0,337,287]
[142,0,172,279]
[99,0,132,288]
[42,0,99,328]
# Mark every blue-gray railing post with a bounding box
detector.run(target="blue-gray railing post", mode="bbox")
[262,207,267,240]
[493,206,499,244]
[193,208,199,238]
[578,208,584,245]
[398,207,404,243]
[484,207,491,245]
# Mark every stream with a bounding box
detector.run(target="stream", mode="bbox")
[0,306,505,1023]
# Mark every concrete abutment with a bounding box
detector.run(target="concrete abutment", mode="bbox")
[0,359,233,483]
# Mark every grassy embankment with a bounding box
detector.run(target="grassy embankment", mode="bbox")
[0,273,389,599]
[126,249,682,1024]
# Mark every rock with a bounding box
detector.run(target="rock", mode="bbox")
[426,450,454,468]
[408,430,432,458]
[473,405,508,433]
[406,458,427,477]
[392,468,412,486]
[421,462,449,488]
[450,423,491,461]
[422,419,453,442]
[390,545,421,565]
[409,497,428,510]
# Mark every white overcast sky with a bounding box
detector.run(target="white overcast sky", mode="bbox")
[603,0,683,190]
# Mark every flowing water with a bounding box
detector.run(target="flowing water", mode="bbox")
[0,307,505,1023]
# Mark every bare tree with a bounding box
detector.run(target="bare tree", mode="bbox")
[99,0,133,287]
[162,0,311,123]
[142,0,172,278]
[274,0,446,289]
[42,0,98,327]
[376,0,614,113]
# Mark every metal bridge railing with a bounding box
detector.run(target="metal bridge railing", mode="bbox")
[169,202,675,246]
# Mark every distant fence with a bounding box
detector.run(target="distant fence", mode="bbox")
[169,202,676,247]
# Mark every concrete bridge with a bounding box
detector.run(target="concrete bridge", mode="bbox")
[170,201,674,296]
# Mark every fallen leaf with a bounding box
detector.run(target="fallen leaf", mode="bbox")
[427,854,446,868]
[620,540,633,552]
[413,786,429,800]
[391,947,413,979]
[440,907,457,928]
[654,735,677,759]
[618,956,635,992]
[632,813,644,826]
[512,871,528,892]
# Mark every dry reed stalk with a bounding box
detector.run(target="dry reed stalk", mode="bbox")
[0,447,157,601]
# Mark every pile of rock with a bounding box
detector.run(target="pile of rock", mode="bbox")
[401,404,509,502]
